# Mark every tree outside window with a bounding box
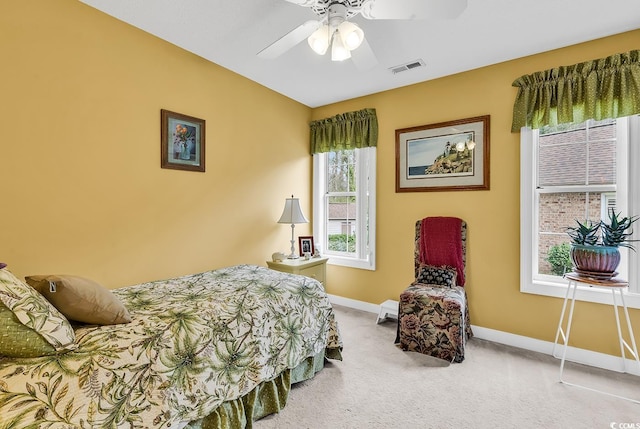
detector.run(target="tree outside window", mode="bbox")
[327,150,357,254]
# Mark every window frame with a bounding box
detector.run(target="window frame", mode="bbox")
[520,115,640,308]
[313,147,376,271]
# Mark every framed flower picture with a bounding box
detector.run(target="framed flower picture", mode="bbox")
[161,109,206,172]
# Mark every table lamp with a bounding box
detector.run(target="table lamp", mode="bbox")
[278,195,309,259]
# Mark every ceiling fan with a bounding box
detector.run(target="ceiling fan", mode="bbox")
[257,0,468,70]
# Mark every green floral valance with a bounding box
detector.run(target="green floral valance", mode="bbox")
[310,108,378,154]
[511,50,640,132]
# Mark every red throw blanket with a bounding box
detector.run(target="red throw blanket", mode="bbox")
[420,217,465,286]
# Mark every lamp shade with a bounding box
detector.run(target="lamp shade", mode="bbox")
[278,196,309,224]
[337,21,364,51]
[331,34,351,61]
[308,24,330,55]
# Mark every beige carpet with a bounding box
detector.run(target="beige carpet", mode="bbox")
[255,305,639,429]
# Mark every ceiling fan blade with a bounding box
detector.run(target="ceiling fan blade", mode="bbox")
[426,0,468,19]
[351,38,377,71]
[361,0,467,20]
[257,20,321,59]
[282,0,318,6]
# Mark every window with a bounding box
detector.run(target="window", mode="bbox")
[521,115,640,307]
[313,147,376,270]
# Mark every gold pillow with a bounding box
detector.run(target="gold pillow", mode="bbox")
[26,275,132,325]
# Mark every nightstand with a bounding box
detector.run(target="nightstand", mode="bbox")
[266,257,328,286]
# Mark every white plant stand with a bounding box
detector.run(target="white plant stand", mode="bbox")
[553,272,640,403]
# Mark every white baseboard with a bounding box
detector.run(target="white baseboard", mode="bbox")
[471,326,640,376]
[328,294,640,376]
[328,294,381,314]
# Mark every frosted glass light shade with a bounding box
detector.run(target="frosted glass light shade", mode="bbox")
[308,25,330,55]
[308,20,364,61]
[278,197,309,224]
[331,35,351,61]
[338,21,364,50]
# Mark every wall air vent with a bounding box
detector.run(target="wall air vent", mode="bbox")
[389,59,426,74]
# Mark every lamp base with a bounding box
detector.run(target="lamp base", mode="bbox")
[287,254,300,259]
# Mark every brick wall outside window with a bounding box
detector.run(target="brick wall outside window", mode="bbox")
[538,193,603,274]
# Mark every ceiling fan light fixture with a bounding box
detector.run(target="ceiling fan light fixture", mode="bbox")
[308,24,330,55]
[337,21,364,51]
[331,33,351,61]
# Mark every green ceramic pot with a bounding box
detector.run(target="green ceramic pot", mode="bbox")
[570,244,620,273]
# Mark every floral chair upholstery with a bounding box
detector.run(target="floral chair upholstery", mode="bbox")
[397,217,473,363]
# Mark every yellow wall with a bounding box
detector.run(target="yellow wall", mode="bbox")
[314,30,640,356]
[2,0,638,357]
[1,0,312,287]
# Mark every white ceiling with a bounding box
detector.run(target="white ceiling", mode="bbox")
[79,0,640,108]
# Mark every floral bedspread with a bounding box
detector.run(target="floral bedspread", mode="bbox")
[0,265,342,428]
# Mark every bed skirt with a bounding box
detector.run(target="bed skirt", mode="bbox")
[184,351,328,429]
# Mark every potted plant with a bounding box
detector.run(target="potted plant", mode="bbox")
[566,210,638,276]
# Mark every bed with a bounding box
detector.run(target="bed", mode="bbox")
[0,264,342,428]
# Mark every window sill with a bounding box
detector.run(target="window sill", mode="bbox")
[522,278,640,309]
[326,255,375,271]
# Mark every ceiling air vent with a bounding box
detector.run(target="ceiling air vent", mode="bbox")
[389,59,426,74]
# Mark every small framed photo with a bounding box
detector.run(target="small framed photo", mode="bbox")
[161,109,206,172]
[298,236,315,256]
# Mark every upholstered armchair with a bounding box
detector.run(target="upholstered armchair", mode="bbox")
[396,217,473,363]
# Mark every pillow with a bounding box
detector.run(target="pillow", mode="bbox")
[0,269,76,353]
[25,275,132,325]
[0,302,57,358]
[416,264,457,287]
